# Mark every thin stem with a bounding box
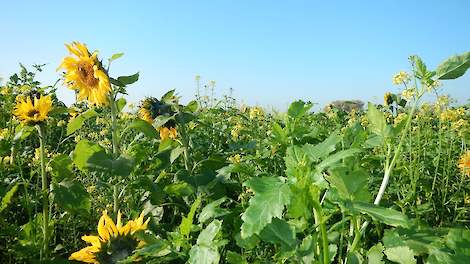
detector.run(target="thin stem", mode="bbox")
[349,216,362,252]
[373,98,419,205]
[313,201,329,264]
[360,96,420,233]
[110,93,120,156]
[37,125,49,260]
[110,92,120,214]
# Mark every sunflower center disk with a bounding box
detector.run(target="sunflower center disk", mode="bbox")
[26,109,40,118]
[78,62,99,87]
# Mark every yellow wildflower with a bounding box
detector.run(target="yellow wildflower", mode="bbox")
[392,71,410,85]
[458,151,470,177]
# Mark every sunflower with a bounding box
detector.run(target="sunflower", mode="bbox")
[458,151,470,177]
[13,95,52,125]
[69,210,149,264]
[138,107,154,124]
[384,92,393,106]
[58,41,111,106]
[138,97,173,124]
[159,126,178,140]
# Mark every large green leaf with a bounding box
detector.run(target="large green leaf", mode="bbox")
[13,125,35,141]
[67,109,97,135]
[367,103,386,136]
[367,243,385,264]
[126,119,158,139]
[259,217,296,251]
[188,220,222,264]
[241,177,291,238]
[199,197,230,224]
[72,140,109,172]
[382,227,446,256]
[384,246,416,264]
[50,154,73,182]
[435,51,470,80]
[52,178,90,215]
[164,182,195,197]
[325,166,370,202]
[303,131,341,162]
[72,140,134,177]
[116,98,127,112]
[288,100,313,119]
[111,72,139,86]
[316,148,361,172]
[346,202,409,227]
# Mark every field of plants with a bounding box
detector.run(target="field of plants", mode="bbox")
[0,42,469,264]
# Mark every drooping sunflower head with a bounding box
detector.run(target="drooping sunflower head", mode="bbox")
[69,210,149,264]
[58,41,111,106]
[13,94,52,125]
[138,97,173,124]
[458,151,470,177]
[384,92,393,106]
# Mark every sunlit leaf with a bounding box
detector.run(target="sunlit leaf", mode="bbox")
[241,177,291,238]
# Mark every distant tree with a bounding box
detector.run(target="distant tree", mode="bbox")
[324,100,364,113]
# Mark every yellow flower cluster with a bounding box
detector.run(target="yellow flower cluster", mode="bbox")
[393,113,408,126]
[401,88,416,101]
[437,96,450,107]
[392,71,410,85]
[360,115,368,127]
[228,154,242,163]
[440,108,465,123]
[0,86,10,96]
[458,151,470,177]
[0,128,9,140]
[57,120,67,127]
[0,156,11,166]
[231,123,243,140]
[249,107,264,119]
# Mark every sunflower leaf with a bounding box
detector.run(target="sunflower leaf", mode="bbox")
[240,177,291,238]
[66,109,97,136]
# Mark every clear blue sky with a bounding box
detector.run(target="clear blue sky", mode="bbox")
[1,0,469,109]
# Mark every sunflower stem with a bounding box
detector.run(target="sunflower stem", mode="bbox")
[37,124,50,260]
[110,92,120,214]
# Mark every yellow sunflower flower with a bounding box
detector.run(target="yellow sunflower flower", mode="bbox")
[159,127,178,140]
[138,97,173,124]
[138,107,154,124]
[13,95,52,125]
[58,41,111,106]
[69,210,149,264]
[458,151,470,177]
[384,92,393,106]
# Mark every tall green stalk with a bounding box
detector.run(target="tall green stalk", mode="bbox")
[313,200,329,264]
[110,92,120,214]
[37,124,49,260]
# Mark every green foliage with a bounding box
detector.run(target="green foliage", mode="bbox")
[67,109,97,135]
[436,51,470,80]
[1,50,470,264]
[240,177,291,238]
